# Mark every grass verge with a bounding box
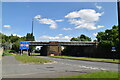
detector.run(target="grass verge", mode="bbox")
[15,54,53,64]
[51,56,119,63]
[2,50,16,56]
[61,71,119,78]
[2,53,14,56]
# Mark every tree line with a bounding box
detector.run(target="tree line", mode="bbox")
[62,25,119,58]
[0,25,119,58]
[0,33,34,52]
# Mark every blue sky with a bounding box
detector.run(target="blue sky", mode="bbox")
[2,2,118,41]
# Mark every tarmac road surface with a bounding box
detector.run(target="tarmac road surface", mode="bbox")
[2,55,118,78]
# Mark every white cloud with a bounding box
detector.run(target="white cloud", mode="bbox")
[39,18,57,29]
[63,28,72,31]
[55,19,64,22]
[34,15,57,29]
[69,19,86,25]
[65,9,102,22]
[58,34,63,36]
[93,33,98,36]
[96,5,102,10]
[34,15,41,19]
[12,34,22,37]
[97,25,104,29]
[65,11,80,18]
[39,35,72,41]
[95,3,102,10]
[65,9,104,30]
[75,23,97,30]
[3,25,11,28]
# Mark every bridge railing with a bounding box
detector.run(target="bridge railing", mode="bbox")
[28,41,98,46]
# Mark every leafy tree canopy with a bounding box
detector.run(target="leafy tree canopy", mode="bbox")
[1,32,35,52]
[71,34,91,41]
[96,25,119,51]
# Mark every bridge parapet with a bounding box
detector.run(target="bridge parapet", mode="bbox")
[28,41,98,46]
[26,41,98,56]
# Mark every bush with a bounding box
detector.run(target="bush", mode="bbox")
[9,50,16,53]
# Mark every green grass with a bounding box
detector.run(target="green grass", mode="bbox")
[61,71,119,78]
[47,71,119,80]
[15,54,53,63]
[2,53,13,56]
[51,56,119,63]
[2,50,16,56]
[31,53,40,56]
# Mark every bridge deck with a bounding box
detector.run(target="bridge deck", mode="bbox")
[28,41,98,46]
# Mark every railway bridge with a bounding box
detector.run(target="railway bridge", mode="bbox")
[28,41,98,56]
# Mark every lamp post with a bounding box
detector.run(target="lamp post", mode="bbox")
[32,18,34,35]
[32,15,41,35]
[118,0,120,41]
[117,0,120,60]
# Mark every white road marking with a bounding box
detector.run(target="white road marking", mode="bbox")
[60,62,107,71]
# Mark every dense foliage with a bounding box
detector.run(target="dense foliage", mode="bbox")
[96,25,119,52]
[62,25,119,58]
[62,34,92,56]
[0,25,119,58]
[71,34,91,41]
[0,33,34,52]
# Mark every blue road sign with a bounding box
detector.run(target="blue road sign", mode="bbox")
[20,41,29,49]
[112,47,116,51]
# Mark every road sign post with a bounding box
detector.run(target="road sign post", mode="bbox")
[111,47,116,61]
[21,49,22,55]
[20,41,29,55]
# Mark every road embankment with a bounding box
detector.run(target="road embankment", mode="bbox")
[15,54,53,64]
[50,56,120,64]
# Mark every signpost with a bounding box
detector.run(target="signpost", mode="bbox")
[20,41,29,55]
[117,0,120,62]
[111,47,116,52]
[111,47,116,61]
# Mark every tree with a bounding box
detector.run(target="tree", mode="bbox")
[1,32,35,52]
[71,34,91,41]
[62,34,91,56]
[25,33,35,53]
[96,32,105,42]
[26,33,34,41]
[9,34,19,43]
[96,25,119,52]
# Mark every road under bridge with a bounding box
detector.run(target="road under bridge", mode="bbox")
[28,41,98,56]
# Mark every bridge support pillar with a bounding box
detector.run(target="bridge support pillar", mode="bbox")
[48,45,61,56]
[40,46,49,56]
[40,45,61,56]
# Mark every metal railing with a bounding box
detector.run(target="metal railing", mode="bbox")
[28,41,97,46]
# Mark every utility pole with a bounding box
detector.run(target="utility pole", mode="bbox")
[117,0,120,77]
[32,18,34,35]
[118,0,120,41]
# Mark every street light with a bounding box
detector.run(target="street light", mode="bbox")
[117,0,120,60]
[118,0,120,43]
[32,15,41,35]
[32,18,34,35]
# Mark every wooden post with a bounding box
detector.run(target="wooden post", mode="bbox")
[27,49,29,56]
[58,44,61,56]
[21,49,22,55]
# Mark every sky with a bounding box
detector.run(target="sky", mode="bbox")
[2,2,118,41]
[2,0,117,2]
